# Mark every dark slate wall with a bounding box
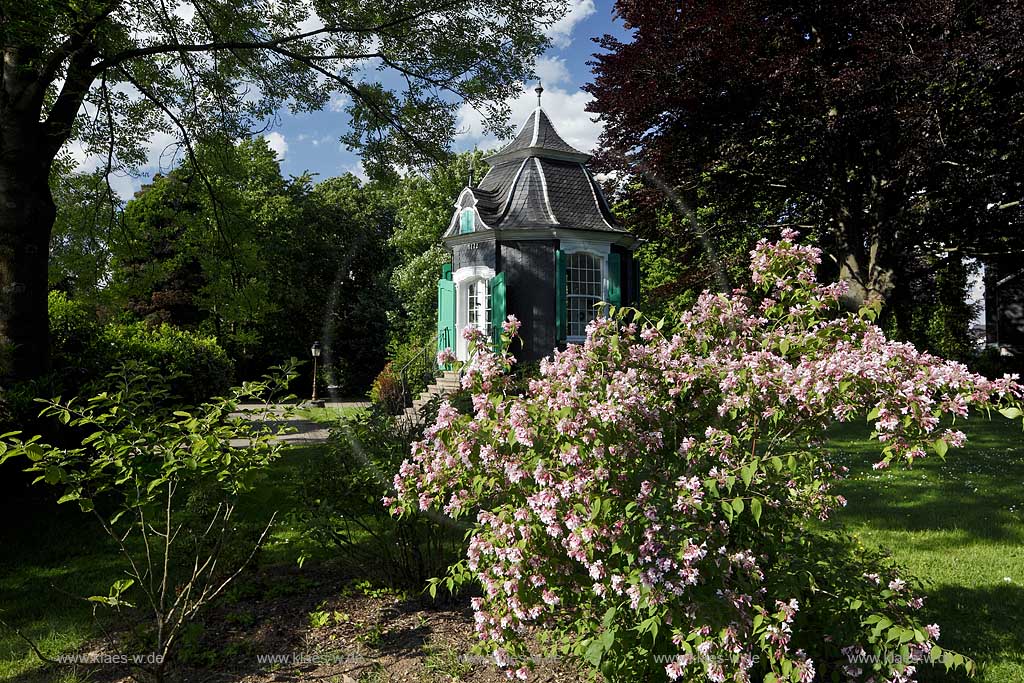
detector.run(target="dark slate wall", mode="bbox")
[501,240,558,362]
[452,239,497,271]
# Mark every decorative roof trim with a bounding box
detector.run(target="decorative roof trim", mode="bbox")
[579,163,618,231]
[484,107,592,164]
[534,158,558,225]
[443,227,640,249]
[485,147,591,164]
[495,158,531,222]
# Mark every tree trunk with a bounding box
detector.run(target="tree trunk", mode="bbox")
[833,213,895,311]
[0,119,57,381]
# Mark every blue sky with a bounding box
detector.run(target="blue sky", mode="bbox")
[268,0,629,182]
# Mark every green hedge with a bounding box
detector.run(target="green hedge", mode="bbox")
[48,292,234,405]
[95,323,234,404]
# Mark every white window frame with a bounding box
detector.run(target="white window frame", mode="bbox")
[561,240,610,343]
[453,265,495,360]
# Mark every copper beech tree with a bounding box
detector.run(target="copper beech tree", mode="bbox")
[586,0,1024,310]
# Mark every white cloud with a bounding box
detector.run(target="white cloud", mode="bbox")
[172,1,195,23]
[545,0,596,48]
[298,5,326,33]
[329,93,351,112]
[145,131,183,172]
[263,132,289,159]
[343,160,368,182]
[455,83,602,155]
[535,56,572,86]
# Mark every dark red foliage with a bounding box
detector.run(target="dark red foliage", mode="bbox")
[587,0,1024,304]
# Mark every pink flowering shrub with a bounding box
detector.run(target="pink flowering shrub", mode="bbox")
[388,232,1023,682]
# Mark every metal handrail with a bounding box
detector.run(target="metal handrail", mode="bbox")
[397,331,445,412]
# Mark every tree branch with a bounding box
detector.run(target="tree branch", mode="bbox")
[90,0,468,74]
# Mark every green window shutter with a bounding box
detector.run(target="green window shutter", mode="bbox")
[437,278,455,366]
[460,209,475,234]
[607,252,622,307]
[490,272,506,347]
[555,249,566,344]
[441,262,452,281]
[631,258,641,306]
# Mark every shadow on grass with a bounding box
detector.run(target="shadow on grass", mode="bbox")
[826,418,1024,545]
[912,582,1024,682]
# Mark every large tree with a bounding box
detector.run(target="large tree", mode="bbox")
[586,0,1024,310]
[0,0,562,380]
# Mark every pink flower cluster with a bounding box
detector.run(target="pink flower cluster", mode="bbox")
[390,234,1021,682]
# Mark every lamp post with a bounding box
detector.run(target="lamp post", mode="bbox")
[310,341,321,403]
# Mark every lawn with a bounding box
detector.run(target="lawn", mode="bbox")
[1,417,1022,682]
[824,416,1024,682]
[0,445,330,682]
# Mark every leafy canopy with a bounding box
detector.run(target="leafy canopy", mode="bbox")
[586,0,1024,306]
[8,0,565,180]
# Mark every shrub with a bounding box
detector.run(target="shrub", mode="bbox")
[389,232,1024,682]
[48,291,102,370]
[289,406,463,588]
[96,322,234,404]
[369,362,405,414]
[44,293,235,406]
[0,361,299,683]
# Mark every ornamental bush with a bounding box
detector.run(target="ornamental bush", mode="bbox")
[389,232,1024,683]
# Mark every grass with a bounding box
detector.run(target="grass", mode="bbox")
[0,495,123,682]
[825,416,1024,682]
[293,404,368,424]
[0,444,333,682]
[3,418,1022,682]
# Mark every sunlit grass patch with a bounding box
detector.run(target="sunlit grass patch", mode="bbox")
[826,417,1024,682]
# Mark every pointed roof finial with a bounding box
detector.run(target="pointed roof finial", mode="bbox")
[468,148,476,186]
[535,82,544,108]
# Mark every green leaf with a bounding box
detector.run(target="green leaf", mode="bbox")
[741,464,754,488]
[779,339,789,355]
[721,500,734,523]
[584,638,604,666]
[732,498,745,515]
[44,466,62,484]
[932,438,948,457]
[866,407,880,422]
[750,497,762,525]
[999,407,1022,419]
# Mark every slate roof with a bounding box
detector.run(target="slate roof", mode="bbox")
[485,108,591,164]
[446,106,627,237]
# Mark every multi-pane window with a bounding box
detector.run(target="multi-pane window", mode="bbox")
[566,252,603,339]
[467,280,490,332]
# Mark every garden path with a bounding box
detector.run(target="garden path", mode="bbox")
[228,402,369,446]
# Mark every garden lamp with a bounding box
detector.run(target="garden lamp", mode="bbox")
[310,341,321,401]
